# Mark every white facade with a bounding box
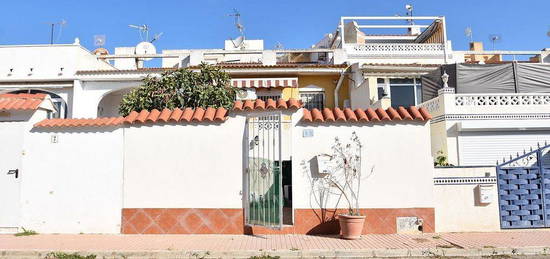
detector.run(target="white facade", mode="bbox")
[420,89,550,166]
[1,107,434,233]
[0,42,115,118]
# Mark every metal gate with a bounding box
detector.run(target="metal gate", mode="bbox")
[244,113,283,229]
[497,143,550,229]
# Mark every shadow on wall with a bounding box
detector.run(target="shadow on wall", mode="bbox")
[473,185,490,207]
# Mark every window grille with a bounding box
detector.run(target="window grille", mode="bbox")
[257,95,281,102]
[300,92,325,110]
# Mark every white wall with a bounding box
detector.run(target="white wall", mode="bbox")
[123,110,435,211]
[8,108,435,233]
[292,118,435,209]
[0,44,113,81]
[20,126,124,233]
[72,80,141,118]
[434,167,500,232]
[123,115,247,208]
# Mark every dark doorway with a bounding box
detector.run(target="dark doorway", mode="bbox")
[282,160,293,225]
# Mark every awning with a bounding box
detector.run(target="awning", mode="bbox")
[231,77,298,88]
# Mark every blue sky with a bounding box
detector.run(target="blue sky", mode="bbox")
[0,0,548,53]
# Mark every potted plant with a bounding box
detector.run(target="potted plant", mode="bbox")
[324,132,368,240]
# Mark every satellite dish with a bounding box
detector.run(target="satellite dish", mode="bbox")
[231,35,245,49]
[135,41,156,61]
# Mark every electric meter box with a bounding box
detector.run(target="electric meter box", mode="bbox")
[477,184,493,204]
[315,155,334,176]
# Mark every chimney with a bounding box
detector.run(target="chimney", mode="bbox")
[469,42,484,51]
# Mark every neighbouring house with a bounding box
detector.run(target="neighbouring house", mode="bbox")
[419,62,550,166]
[0,40,116,119]
[0,94,435,234]
[1,16,549,120]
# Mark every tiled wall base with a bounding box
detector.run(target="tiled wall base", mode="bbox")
[122,208,434,234]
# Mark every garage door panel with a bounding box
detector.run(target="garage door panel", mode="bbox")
[459,131,550,166]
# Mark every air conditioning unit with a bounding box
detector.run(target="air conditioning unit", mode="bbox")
[236,88,257,100]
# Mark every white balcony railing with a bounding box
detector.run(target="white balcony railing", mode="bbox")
[418,97,441,114]
[419,92,550,119]
[345,43,445,57]
[455,94,550,106]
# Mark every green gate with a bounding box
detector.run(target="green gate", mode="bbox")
[244,113,283,229]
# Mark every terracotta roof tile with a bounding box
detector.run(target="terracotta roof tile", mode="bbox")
[375,108,391,121]
[0,93,47,111]
[203,107,216,121]
[397,107,413,120]
[37,106,229,128]
[135,110,149,123]
[386,107,402,120]
[333,108,346,121]
[408,106,424,120]
[302,106,431,123]
[35,99,300,128]
[343,108,357,121]
[322,108,335,122]
[214,108,228,121]
[145,109,161,122]
[181,108,194,122]
[366,109,380,121]
[169,108,183,121]
[354,109,368,121]
[192,108,206,121]
[158,108,172,122]
[233,98,301,111]
[34,117,125,128]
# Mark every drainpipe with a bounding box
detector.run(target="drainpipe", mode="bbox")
[334,64,352,108]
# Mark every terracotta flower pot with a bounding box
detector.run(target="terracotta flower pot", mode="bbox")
[338,214,366,240]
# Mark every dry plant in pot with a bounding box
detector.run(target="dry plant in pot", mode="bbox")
[323,132,373,240]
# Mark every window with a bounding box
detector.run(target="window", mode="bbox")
[377,78,422,108]
[8,89,67,118]
[300,92,325,110]
[256,89,281,102]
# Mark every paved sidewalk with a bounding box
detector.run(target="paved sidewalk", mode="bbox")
[2,231,550,258]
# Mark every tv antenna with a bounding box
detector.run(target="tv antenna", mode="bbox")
[46,19,67,44]
[150,32,163,43]
[465,26,473,43]
[489,34,502,50]
[228,9,246,49]
[94,35,106,47]
[128,24,150,42]
[228,9,244,36]
[405,4,414,25]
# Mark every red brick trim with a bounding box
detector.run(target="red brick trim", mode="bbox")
[121,208,434,235]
